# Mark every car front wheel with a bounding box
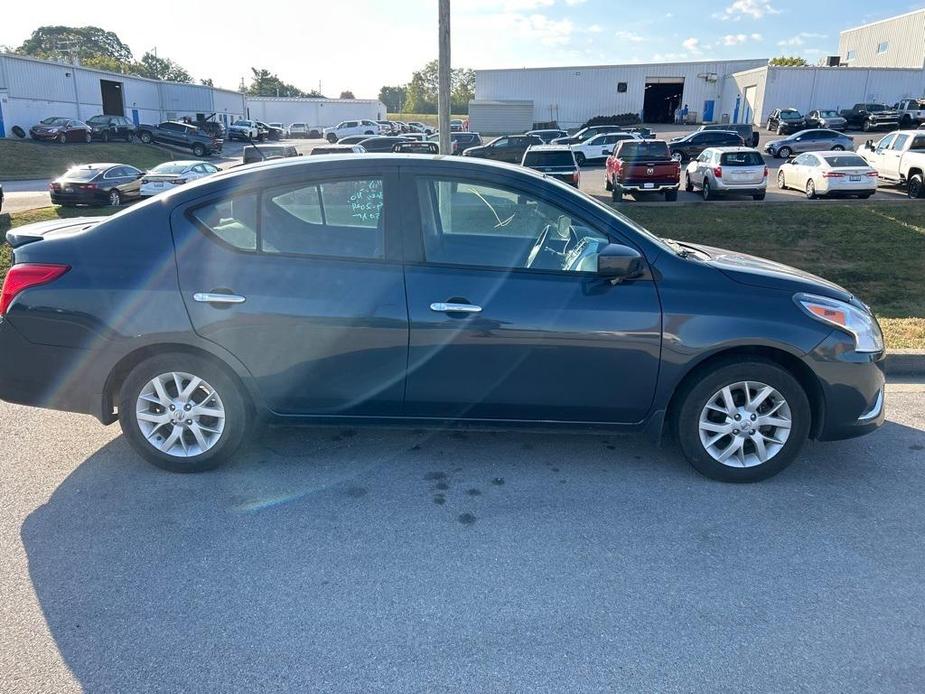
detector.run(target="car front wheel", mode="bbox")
[118,353,250,473]
[676,360,811,482]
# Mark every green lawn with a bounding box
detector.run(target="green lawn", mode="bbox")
[0,140,177,180]
[1,203,923,349]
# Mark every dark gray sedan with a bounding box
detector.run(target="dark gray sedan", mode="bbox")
[764,129,855,158]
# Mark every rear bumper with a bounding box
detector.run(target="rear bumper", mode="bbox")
[50,191,104,205]
[619,181,679,192]
[0,319,108,422]
[804,331,885,441]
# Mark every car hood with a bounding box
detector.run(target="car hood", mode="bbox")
[684,242,854,301]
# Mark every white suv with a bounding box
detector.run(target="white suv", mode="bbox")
[323,119,381,143]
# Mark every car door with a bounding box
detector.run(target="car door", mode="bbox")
[790,154,812,188]
[690,151,709,186]
[400,165,661,423]
[866,133,896,171]
[883,133,909,180]
[170,164,408,416]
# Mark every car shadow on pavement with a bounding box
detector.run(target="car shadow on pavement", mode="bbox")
[21,421,925,692]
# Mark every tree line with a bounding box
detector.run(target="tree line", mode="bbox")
[378,60,474,114]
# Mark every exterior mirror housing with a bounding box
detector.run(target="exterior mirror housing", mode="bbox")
[597,244,645,282]
[865,140,874,150]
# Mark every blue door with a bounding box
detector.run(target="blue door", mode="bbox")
[703,100,715,123]
[0,97,5,138]
[131,109,139,126]
[169,166,409,416]
[401,169,661,423]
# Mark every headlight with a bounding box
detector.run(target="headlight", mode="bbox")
[795,293,883,353]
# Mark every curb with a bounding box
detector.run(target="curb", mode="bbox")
[885,350,925,377]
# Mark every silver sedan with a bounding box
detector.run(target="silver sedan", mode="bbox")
[764,129,855,159]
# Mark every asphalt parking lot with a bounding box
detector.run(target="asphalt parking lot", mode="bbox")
[2,383,924,692]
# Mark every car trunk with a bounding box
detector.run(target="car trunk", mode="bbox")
[620,160,678,186]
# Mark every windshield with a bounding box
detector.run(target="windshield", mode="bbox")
[866,104,887,112]
[40,117,69,126]
[780,111,802,120]
[63,167,100,181]
[523,151,574,167]
[150,162,192,174]
[87,116,109,124]
[618,141,671,161]
[721,151,764,166]
[818,111,839,117]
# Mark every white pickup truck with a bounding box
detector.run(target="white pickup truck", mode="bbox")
[857,129,925,197]
[894,98,925,128]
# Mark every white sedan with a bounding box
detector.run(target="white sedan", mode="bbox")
[140,160,220,197]
[571,132,639,166]
[777,151,878,199]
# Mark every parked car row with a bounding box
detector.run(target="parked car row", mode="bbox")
[764,101,925,135]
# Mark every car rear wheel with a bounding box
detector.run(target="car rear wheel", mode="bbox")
[908,173,924,199]
[777,146,791,159]
[108,189,122,207]
[676,360,811,482]
[118,353,250,473]
[611,182,622,202]
[805,179,817,199]
[777,171,786,190]
[84,132,92,143]
[139,131,152,144]
[684,173,693,192]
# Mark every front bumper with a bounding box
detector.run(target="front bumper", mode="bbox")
[804,331,885,441]
[30,130,60,141]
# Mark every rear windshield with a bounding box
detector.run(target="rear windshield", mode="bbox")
[64,167,100,181]
[865,104,887,112]
[618,141,671,161]
[721,151,764,166]
[523,150,574,166]
[821,154,867,167]
[151,162,192,174]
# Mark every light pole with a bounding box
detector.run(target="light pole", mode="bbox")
[438,0,451,155]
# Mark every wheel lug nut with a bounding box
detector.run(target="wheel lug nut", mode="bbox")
[733,429,740,435]
[186,419,192,425]
[750,414,757,421]
[184,404,191,411]
[734,414,741,421]
[169,405,175,411]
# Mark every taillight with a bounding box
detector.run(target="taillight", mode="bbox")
[763,166,769,178]
[866,171,878,177]
[0,264,70,316]
[170,178,187,185]
[713,166,723,178]
[572,171,580,183]
[822,171,845,178]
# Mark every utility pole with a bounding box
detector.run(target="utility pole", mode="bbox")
[438,0,451,155]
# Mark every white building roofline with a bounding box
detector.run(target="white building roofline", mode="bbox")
[840,8,925,35]
[475,58,769,74]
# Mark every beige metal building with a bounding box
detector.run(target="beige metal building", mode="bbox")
[838,9,925,69]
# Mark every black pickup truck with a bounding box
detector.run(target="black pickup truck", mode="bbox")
[135,121,223,157]
[839,103,900,132]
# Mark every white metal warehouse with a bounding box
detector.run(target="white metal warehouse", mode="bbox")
[244,97,388,131]
[838,9,925,69]
[0,53,246,138]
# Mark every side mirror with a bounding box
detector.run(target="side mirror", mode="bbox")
[597,244,645,283]
[865,140,874,150]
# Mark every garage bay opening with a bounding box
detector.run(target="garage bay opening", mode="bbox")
[100,80,125,117]
[643,78,684,123]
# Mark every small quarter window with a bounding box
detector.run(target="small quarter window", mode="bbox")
[191,194,258,251]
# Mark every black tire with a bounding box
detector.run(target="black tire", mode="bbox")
[611,182,622,202]
[192,143,206,158]
[604,175,613,191]
[901,115,912,128]
[805,179,817,199]
[908,173,924,199]
[139,131,152,144]
[753,192,766,201]
[684,173,693,192]
[574,152,586,167]
[326,133,338,143]
[57,132,67,144]
[665,189,678,202]
[118,352,250,473]
[777,146,791,159]
[777,171,786,190]
[108,189,122,207]
[702,180,713,201]
[863,120,872,132]
[831,144,844,151]
[84,132,92,143]
[102,130,111,143]
[364,130,374,135]
[675,359,811,482]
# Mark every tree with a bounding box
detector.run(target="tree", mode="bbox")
[339,90,355,99]
[17,25,133,63]
[245,67,323,97]
[451,68,475,112]
[396,60,474,114]
[769,56,808,67]
[378,85,406,113]
[200,77,214,87]
[134,52,192,83]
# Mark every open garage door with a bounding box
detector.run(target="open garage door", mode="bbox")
[100,80,125,117]
[643,77,684,123]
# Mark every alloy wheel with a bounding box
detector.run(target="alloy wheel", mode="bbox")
[698,380,792,468]
[135,371,226,458]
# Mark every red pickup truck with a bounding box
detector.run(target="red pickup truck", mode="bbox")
[605,140,681,201]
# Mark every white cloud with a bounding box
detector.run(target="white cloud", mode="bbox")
[715,0,780,21]
[777,32,827,47]
[615,30,646,43]
[586,24,603,33]
[722,32,762,45]
[682,37,702,53]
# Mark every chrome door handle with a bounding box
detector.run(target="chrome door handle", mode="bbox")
[193,292,246,304]
[430,302,482,313]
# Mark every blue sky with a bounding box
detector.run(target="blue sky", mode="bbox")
[2,1,922,97]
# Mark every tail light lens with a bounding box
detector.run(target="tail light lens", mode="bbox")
[865,171,878,177]
[572,171,580,183]
[713,166,723,178]
[763,166,769,178]
[0,264,70,316]
[822,171,845,178]
[170,178,187,185]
